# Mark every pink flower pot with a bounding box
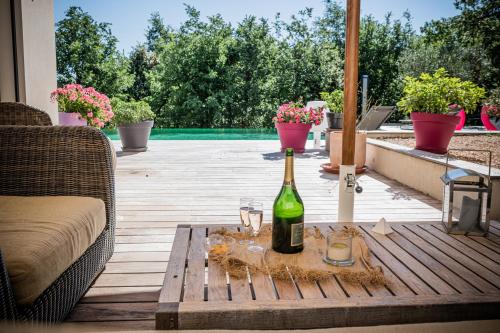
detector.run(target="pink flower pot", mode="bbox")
[455,109,466,130]
[481,106,498,131]
[275,122,312,153]
[410,112,460,154]
[58,112,87,126]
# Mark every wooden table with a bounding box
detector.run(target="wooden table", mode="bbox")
[156,222,500,330]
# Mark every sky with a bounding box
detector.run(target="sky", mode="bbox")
[54,0,459,54]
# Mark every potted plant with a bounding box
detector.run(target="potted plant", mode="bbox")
[111,99,155,152]
[481,88,500,131]
[397,68,485,154]
[51,84,113,128]
[320,90,343,129]
[272,101,324,153]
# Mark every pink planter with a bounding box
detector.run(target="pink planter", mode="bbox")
[455,109,466,130]
[275,122,312,153]
[410,112,460,154]
[481,106,498,131]
[58,112,87,126]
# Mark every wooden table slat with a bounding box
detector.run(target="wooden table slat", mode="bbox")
[183,227,207,302]
[419,224,500,275]
[357,226,436,295]
[390,225,483,295]
[395,226,497,293]
[249,271,277,300]
[207,226,230,301]
[226,226,253,301]
[485,233,500,246]
[432,226,500,263]
[295,280,325,299]
[470,235,500,254]
[366,250,414,297]
[360,226,457,295]
[272,272,301,300]
[408,225,500,288]
[317,277,347,299]
[158,226,190,303]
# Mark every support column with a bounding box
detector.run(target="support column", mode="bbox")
[338,0,361,223]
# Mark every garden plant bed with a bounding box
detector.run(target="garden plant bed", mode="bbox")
[381,135,500,169]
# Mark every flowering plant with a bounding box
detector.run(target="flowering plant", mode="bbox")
[50,84,114,128]
[272,101,324,125]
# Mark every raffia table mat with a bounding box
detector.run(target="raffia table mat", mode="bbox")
[210,224,387,286]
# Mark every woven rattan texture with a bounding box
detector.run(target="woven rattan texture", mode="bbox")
[0,125,115,323]
[0,102,53,126]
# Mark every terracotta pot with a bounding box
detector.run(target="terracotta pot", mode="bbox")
[58,112,86,126]
[455,109,466,131]
[481,106,499,131]
[410,112,460,154]
[329,131,367,168]
[118,120,154,152]
[275,122,312,153]
[326,112,343,129]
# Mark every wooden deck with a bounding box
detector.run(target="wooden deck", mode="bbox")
[66,140,448,330]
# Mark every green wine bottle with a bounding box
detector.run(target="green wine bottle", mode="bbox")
[272,148,304,253]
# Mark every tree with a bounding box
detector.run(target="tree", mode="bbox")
[149,6,235,127]
[359,12,414,106]
[145,12,171,53]
[418,0,499,89]
[55,6,133,97]
[127,44,155,101]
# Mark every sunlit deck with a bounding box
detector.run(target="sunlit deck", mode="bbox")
[65,140,444,330]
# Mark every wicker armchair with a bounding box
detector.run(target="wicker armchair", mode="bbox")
[0,102,53,126]
[0,125,115,323]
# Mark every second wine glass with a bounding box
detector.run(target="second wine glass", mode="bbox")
[247,201,264,252]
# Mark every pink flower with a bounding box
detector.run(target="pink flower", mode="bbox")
[87,112,93,118]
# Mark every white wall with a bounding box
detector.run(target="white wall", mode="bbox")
[0,0,58,124]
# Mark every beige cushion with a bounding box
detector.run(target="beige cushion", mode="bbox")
[0,196,106,305]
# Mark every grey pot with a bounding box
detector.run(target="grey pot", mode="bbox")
[118,120,154,152]
[326,112,343,129]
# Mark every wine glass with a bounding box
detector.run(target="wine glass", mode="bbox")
[247,201,264,252]
[239,197,253,231]
[239,198,253,244]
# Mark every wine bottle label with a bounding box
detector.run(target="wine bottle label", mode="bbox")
[290,222,304,247]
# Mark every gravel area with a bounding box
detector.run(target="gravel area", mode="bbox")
[382,135,500,169]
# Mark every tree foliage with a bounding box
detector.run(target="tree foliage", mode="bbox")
[55,7,133,98]
[55,1,499,127]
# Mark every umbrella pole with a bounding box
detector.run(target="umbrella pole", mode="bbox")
[338,0,360,223]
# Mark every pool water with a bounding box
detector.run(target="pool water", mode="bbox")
[104,128,322,140]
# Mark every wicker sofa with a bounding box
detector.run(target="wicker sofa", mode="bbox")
[0,124,115,323]
[0,102,53,126]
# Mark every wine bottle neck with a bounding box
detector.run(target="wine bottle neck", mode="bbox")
[284,154,294,185]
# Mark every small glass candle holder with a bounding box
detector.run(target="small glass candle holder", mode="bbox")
[323,231,354,266]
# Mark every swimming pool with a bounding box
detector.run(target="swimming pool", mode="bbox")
[104,128,322,140]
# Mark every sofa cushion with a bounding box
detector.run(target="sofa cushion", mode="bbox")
[0,196,106,305]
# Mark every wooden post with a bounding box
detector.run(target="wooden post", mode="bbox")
[341,0,360,165]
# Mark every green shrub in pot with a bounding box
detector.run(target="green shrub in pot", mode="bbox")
[111,99,156,152]
[396,68,485,154]
[111,99,155,126]
[320,90,343,129]
[397,68,485,115]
